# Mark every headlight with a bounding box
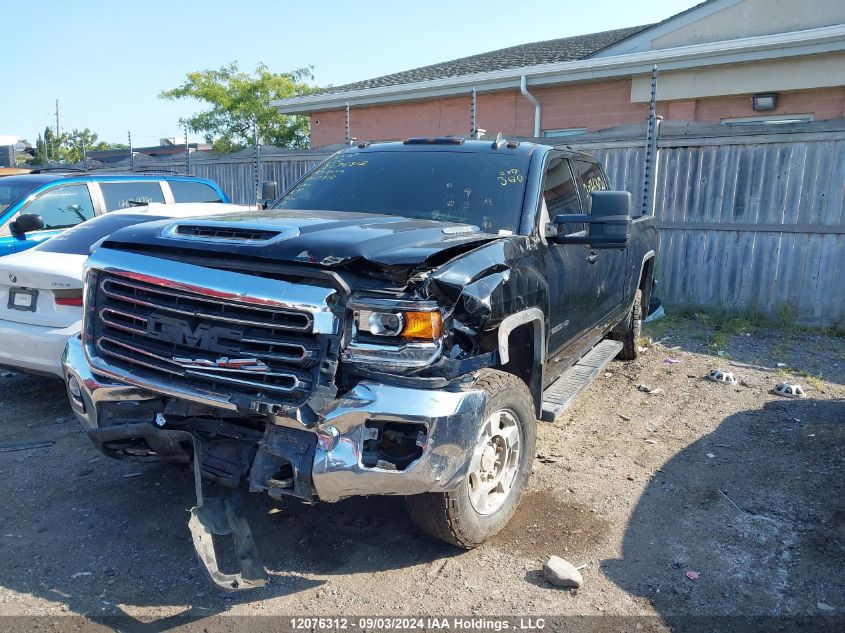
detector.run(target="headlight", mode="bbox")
[364,310,404,336]
[353,300,443,340]
[345,298,444,369]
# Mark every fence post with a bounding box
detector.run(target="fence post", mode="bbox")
[470,86,477,139]
[641,65,659,217]
[253,120,261,205]
[185,126,191,175]
[345,102,351,147]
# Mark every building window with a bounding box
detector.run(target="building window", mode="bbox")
[542,128,587,138]
[721,114,813,126]
[751,93,778,111]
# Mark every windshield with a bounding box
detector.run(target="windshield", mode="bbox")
[0,181,38,213]
[34,213,167,255]
[272,150,530,233]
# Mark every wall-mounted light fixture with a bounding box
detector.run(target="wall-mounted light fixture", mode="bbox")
[752,93,778,111]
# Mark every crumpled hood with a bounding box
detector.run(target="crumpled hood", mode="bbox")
[100,208,502,269]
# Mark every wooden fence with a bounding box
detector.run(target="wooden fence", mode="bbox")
[84,121,845,326]
[573,121,845,326]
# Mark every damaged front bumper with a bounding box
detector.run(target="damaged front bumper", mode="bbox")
[62,336,486,502]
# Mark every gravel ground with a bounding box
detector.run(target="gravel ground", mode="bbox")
[0,318,842,631]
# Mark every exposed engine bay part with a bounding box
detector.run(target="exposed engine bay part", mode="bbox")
[361,420,427,470]
[188,437,269,591]
[248,424,318,501]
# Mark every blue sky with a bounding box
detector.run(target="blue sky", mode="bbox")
[3,0,701,145]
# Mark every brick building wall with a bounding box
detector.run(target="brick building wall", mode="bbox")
[308,80,845,147]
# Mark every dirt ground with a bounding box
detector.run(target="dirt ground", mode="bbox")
[0,315,843,631]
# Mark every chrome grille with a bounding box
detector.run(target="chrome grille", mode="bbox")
[100,277,312,331]
[91,272,328,405]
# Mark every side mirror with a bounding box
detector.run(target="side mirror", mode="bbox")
[585,191,632,248]
[260,180,278,203]
[549,191,632,249]
[9,213,45,235]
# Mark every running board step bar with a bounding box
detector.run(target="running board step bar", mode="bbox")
[541,339,623,422]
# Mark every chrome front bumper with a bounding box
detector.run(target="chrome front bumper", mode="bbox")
[63,336,486,502]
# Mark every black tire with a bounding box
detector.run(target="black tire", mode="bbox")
[405,369,536,549]
[612,288,643,361]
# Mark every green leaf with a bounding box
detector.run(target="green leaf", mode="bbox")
[160,62,316,151]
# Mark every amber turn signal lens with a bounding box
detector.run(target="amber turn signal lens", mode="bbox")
[402,311,443,340]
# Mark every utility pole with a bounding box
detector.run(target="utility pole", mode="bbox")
[55,99,61,138]
[128,131,135,171]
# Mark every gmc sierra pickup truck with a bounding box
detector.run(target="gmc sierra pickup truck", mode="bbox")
[62,137,656,590]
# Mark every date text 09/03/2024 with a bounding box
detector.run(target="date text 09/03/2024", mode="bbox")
[289,617,548,630]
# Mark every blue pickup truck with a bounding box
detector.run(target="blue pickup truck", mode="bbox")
[0,172,229,255]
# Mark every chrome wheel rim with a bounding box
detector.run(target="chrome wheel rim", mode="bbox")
[467,409,522,515]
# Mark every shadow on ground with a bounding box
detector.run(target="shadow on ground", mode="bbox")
[0,375,457,632]
[602,397,845,628]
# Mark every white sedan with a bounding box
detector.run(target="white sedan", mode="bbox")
[0,202,250,377]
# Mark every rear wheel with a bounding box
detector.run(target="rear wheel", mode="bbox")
[612,288,642,361]
[405,370,536,548]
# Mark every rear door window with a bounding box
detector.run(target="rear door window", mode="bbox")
[168,180,222,203]
[21,184,95,229]
[570,160,608,214]
[100,181,165,210]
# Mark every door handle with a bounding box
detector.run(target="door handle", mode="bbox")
[587,252,598,264]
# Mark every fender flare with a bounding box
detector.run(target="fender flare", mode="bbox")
[498,307,545,366]
[637,249,656,308]
[638,250,656,287]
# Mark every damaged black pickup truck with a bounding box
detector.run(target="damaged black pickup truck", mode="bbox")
[63,137,656,589]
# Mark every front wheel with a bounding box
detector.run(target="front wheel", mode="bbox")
[405,370,536,548]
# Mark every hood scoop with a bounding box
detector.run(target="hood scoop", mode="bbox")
[163,221,300,245]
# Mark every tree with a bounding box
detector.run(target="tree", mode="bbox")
[160,62,316,152]
[32,127,127,165]
[64,128,127,163]
[33,126,59,165]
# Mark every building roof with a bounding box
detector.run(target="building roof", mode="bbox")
[318,25,651,95]
[274,2,845,116]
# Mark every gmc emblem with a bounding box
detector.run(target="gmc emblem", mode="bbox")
[146,313,242,355]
